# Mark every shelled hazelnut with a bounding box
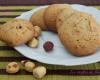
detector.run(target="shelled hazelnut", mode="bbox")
[6,62,19,73]
[33,66,47,79]
[34,26,41,37]
[28,38,39,48]
[21,60,35,72]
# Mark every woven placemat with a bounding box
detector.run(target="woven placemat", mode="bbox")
[0,5,100,80]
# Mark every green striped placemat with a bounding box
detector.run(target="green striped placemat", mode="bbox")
[0,5,100,80]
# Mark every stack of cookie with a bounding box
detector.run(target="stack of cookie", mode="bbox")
[30,4,72,32]
[30,4,100,56]
[0,4,100,57]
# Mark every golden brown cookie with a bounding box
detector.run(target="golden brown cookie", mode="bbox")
[58,12,100,56]
[30,8,47,30]
[44,4,71,32]
[0,19,35,46]
[56,8,75,30]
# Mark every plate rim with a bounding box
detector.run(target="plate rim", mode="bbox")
[15,4,100,66]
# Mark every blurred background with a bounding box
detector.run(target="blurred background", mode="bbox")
[0,0,100,5]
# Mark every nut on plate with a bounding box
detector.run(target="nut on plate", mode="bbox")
[21,60,35,72]
[28,38,39,48]
[6,62,19,73]
[34,26,41,37]
[33,66,47,79]
[43,41,54,52]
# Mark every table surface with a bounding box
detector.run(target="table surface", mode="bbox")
[0,0,100,80]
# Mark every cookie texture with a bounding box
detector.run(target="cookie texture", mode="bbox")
[30,8,47,30]
[0,19,35,46]
[56,8,75,29]
[58,12,100,56]
[44,4,71,32]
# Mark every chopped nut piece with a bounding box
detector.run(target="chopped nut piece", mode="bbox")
[21,60,30,65]
[34,26,41,37]
[28,38,39,48]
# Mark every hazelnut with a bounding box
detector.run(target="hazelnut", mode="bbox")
[34,26,41,37]
[21,60,35,72]
[28,38,39,48]
[43,41,54,52]
[6,62,19,73]
[33,66,46,79]
[21,60,30,65]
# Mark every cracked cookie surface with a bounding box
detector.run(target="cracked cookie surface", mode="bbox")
[56,8,75,30]
[58,12,100,56]
[0,19,34,46]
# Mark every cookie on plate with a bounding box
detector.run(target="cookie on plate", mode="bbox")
[30,8,47,30]
[44,4,71,32]
[58,12,100,56]
[56,8,75,30]
[0,19,35,46]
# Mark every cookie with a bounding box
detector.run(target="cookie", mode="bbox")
[56,8,75,30]
[58,12,100,56]
[30,8,47,30]
[44,4,71,32]
[0,19,35,46]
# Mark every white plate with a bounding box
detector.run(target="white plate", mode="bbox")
[15,4,100,66]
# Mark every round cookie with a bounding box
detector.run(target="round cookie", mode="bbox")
[0,19,35,46]
[56,8,75,30]
[58,12,100,56]
[44,4,71,32]
[30,8,47,30]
